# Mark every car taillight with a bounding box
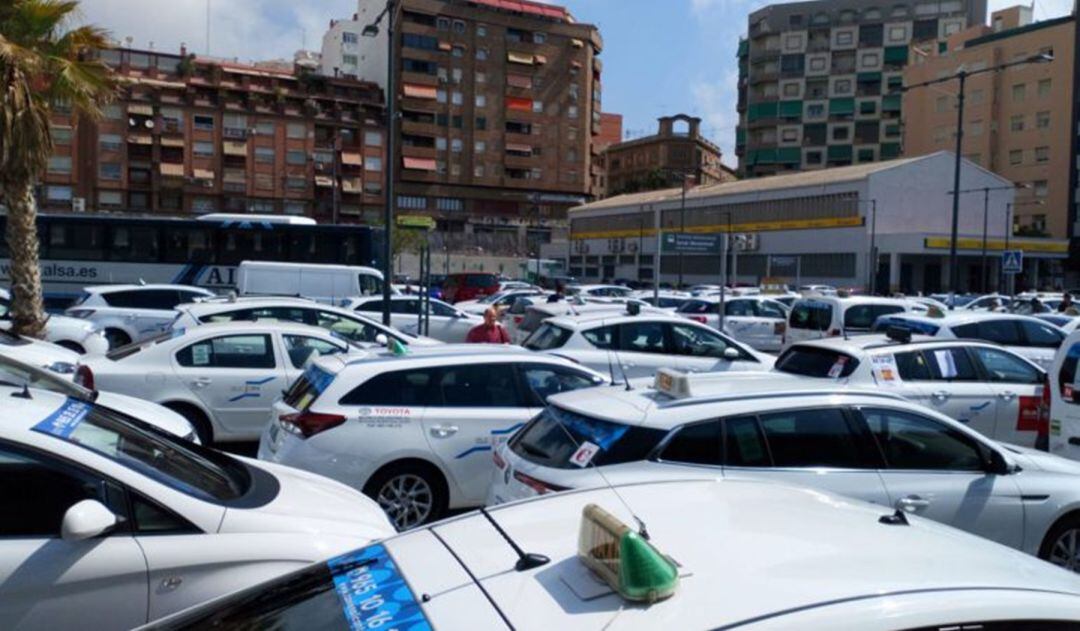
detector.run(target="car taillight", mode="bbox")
[690,316,707,324]
[493,448,507,470]
[828,328,841,337]
[74,365,94,390]
[774,322,787,335]
[1038,376,1051,451]
[513,470,568,495]
[281,411,347,438]
[513,315,524,326]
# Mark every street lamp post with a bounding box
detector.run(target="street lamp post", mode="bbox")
[950,184,1016,293]
[1001,198,1046,294]
[897,52,1052,299]
[363,0,397,326]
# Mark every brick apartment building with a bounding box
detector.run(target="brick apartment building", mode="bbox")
[902,6,1072,243]
[601,114,734,198]
[736,0,987,178]
[323,0,604,255]
[40,47,387,223]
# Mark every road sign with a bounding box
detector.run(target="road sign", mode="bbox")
[1002,250,1023,274]
[661,232,723,254]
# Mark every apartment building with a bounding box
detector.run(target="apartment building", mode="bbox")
[322,0,603,255]
[902,6,1072,251]
[601,114,733,198]
[736,0,986,178]
[595,112,624,150]
[41,47,386,222]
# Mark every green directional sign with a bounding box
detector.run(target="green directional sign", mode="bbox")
[661,232,723,254]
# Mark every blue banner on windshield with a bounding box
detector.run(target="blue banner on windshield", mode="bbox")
[305,365,336,396]
[31,398,92,439]
[327,544,432,631]
[554,408,629,450]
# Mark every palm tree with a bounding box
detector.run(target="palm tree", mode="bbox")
[0,0,115,336]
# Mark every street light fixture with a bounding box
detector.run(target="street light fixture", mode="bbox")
[363,0,397,326]
[896,52,1052,300]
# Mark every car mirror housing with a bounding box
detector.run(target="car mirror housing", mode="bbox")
[61,499,119,542]
[723,347,740,361]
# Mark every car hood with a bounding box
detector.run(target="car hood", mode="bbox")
[94,391,196,440]
[0,338,79,374]
[45,314,97,336]
[999,442,1080,475]
[220,458,395,541]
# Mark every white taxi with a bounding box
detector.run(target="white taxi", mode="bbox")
[81,322,363,443]
[258,346,606,529]
[785,295,920,346]
[0,388,394,631]
[0,288,109,355]
[675,295,789,352]
[345,295,482,343]
[491,370,1080,573]
[522,310,774,380]
[171,297,437,347]
[873,311,1065,369]
[776,331,1051,449]
[1048,328,1080,462]
[66,284,216,349]
[142,479,1080,630]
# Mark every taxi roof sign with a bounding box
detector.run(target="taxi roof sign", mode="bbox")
[577,503,679,604]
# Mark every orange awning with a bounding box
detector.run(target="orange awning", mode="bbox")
[341,152,363,166]
[403,84,438,99]
[160,163,184,176]
[506,143,533,153]
[342,178,362,193]
[402,157,437,171]
[223,141,247,156]
[534,54,547,65]
[160,137,185,147]
[507,51,534,65]
[193,168,214,180]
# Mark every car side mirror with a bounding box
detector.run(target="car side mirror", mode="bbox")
[983,446,1011,475]
[374,333,389,347]
[723,347,741,361]
[61,499,119,541]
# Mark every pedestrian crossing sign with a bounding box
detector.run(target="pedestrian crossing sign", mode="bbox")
[1002,250,1023,274]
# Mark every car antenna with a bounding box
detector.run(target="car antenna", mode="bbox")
[476,506,550,571]
[11,383,31,399]
[613,349,634,391]
[605,348,618,387]
[546,409,651,540]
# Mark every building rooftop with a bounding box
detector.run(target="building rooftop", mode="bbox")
[467,0,571,22]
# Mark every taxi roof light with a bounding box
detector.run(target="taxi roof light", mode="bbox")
[577,503,678,604]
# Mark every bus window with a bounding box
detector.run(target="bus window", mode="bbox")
[217,230,285,266]
[288,232,340,264]
[47,222,105,260]
[108,226,161,262]
[163,228,212,264]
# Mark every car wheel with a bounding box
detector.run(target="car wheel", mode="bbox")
[55,340,86,354]
[364,462,446,531]
[1039,514,1080,572]
[104,329,131,350]
[163,402,213,445]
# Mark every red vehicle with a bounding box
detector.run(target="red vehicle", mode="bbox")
[442,272,499,303]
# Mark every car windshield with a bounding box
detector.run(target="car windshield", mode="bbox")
[775,347,860,378]
[790,301,832,331]
[32,399,251,502]
[523,323,573,351]
[510,406,666,470]
[0,359,84,397]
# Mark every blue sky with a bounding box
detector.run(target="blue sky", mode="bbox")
[83,0,1074,167]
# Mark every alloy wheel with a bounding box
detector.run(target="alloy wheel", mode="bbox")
[1049,528,1080,572]
[376,473,434,530]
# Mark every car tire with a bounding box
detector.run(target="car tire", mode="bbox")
[1039,513,1080,573]
[104,328,131,350]
[55,340,86,354]
[163,402,214,445]
[364,461,447,531]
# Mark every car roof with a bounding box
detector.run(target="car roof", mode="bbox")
[238,261,381,273]
[883,311,1044,326]
[175,320,349,337]
[794,295,912,306]
[83,284,212,294]
[317,344,584,372]
[177,297,325,314]
[546,376,907,429]
[545,312,687,329]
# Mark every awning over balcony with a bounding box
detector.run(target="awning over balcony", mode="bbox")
[160,137,185,147]
[341,152,363,166]
[403,84,438,99]
[193,168,215,180]
[507,74,532,89]
[402,156,437,171]
[127,104,154,116]
[342,178,362,193]
[223,141,247,156]
[159,163,184,177]
[507,51,534,65]
[505,142,533,153]
[127,134,152,145]
[223,171,246,184]
[315,175,335,187]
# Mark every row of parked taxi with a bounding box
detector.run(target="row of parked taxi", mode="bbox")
[7,273,1080,629]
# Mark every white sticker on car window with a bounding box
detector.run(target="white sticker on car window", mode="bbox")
[827,356,848,379]
[872,354,902,386]
[192,344,211,366]
[570,441,600,468]
[934,350,958,379]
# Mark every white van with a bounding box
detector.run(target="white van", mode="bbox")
[236,261,387,305]
[1049,328,1080,461]
[785,296,919,347]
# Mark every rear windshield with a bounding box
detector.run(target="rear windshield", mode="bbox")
[775,346,860,378]
[283,364,337,412]
[510,406,666,470]
[106,329,183,361]
[676,300,714,314]
[843,304,906,331]
[790,301,833,331]
[523,323,572,351]
[32,398,251,502]
[872,316,941,336]
[520,308,553,333]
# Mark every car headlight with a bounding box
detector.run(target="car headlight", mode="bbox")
[46,361,77,375]
[68,309,96,319]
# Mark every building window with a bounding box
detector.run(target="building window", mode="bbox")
[451,45,465,58]
[397,196,427,210]
[255,147,275,164]
[476,48,488,61]
[475,140,486,153]
[784,33,803,51]
[534,32,547,44]
[365,131,383,146]
[255,174,273,189]
[194,115,214,130]
[476,117,487,130]
[1009,149,1023,165]
[1034,180,1048,197]
[287,123,306,139]
[833,79,853,95]
[286,150,306,165]
[533,100,543,113]
[46,185,72,202]
[860,52,880,68]
[835,30,854,46]
[437,17,450,31]
[567,105,579,119]
[968,120,982,136]
[1010,114,1025,132]
[782,82,801,97]
[98,191,123,207]
[342,54,358,66]
[451,138,463,153]
[99,162,121,180]
[99,134,122,152]
[343,32,358,44]
[887,25,908,43]
[476,71,486,84]
[1036,111,1051,129]
[452,19,466,33]
[366,157,383,171]
[831,126,850,141]
[436,197,464,211]
[193,141,214,157]
[1031,214,1047,233]
[781,128,799,142]
[475,94,486,108]
[1038,78,1052,98]
[451,91,463,105]
[809,57,827,72]
[474,165,484,177]
[969,89,984,105]
[477,24,487,37]
[50,126,72,144]
[284,177,305,191]
[436,137,447,150]
[47,156,72,175]
[805,150,823,165]
[1035,146,1049,163]
[806,103,825,119]
[1011,83,1026,103]
[256,121,275,136]
[103,104,123,120]
[450,163,461,176]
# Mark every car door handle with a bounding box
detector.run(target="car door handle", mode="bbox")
[190,377,212,388]
[930,390,950,401]
[998,391,1017,402]
[159,576,183,591]
[429,425,459,438]
[897,495,931,512]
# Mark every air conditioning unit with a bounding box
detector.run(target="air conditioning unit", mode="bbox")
[72,197,86,212]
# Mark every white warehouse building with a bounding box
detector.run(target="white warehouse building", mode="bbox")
[545,152,1067,294]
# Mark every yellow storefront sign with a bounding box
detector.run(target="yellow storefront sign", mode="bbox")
[923,237,1068,254]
